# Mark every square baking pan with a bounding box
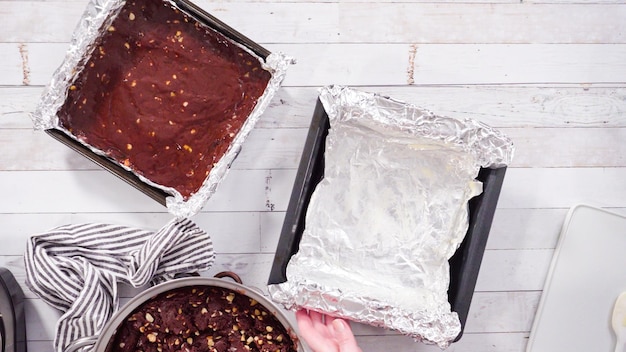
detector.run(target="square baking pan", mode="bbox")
[267,99,507,341]
[45,0,272,207]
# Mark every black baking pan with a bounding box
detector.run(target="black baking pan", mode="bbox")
[267,99,507,342]
[0,267,27,352]
[45,0,271,207]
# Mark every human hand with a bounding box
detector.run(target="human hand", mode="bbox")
[295,309,362,352]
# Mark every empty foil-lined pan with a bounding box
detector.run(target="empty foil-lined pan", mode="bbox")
[268,85,514,348]
[30,0,292,218]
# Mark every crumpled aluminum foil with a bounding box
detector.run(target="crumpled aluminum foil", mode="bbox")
[30,0,293,218]
[269,85,514,348]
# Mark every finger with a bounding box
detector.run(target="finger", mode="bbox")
[295,310,337,352]
[331,319,362,352]
[308,309,324,324]
[295,309,313,329]
[308,310,328,332]
[324,314,337,328]
[295,309,325,336]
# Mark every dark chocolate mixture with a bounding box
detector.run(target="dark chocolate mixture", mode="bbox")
[108,285,296,352]
[58,0,271,199]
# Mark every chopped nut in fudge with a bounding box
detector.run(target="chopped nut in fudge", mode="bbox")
[107,285,296,352]
[58,0,271,200]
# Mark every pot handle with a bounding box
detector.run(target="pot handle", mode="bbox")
[214,272,265,295]
[64,336,98,352]
[213,271,242,284]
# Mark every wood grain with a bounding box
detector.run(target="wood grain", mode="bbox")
[6,85,626,129]
[2,127,626,171]
[0,169,297,213]
[2,43,626,86]
[3,2,626,44]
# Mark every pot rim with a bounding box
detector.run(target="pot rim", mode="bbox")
[86,275,302,351]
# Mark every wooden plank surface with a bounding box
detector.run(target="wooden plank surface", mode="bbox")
[3,2,626,43]
[3,42,626,86]
[6,85,626,129]
[1,0,624,351]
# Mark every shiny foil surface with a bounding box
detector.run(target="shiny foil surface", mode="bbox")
[269,86,514,348]
[30,0,292,218]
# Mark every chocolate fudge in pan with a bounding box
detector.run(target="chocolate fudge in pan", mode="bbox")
[108,286,296,352]
[58,0,271,200]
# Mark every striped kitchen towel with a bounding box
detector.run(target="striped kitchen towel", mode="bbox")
[24,217,215,352]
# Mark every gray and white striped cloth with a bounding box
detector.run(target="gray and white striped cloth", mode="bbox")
[24,217,215,352]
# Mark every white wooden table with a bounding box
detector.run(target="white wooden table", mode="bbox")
[1,0,625,351]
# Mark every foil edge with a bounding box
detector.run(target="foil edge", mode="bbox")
[166,52,294,218]
[318,85,515,169]
[268,282,460,349]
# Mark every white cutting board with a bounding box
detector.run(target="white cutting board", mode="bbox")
[527,204,626,352]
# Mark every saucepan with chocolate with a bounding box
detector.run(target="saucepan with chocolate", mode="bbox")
[67,272,301,352]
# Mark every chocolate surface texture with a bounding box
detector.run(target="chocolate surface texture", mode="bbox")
[108,285,296,352]
[57,0,271,200]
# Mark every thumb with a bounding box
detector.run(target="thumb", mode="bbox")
[332,319,362,352]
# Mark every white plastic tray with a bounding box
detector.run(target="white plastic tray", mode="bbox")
[527,204,626,351]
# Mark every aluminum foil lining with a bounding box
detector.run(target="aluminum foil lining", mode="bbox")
[269,85,514,348]
[30,0,293,218]
[167,52,292,218]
